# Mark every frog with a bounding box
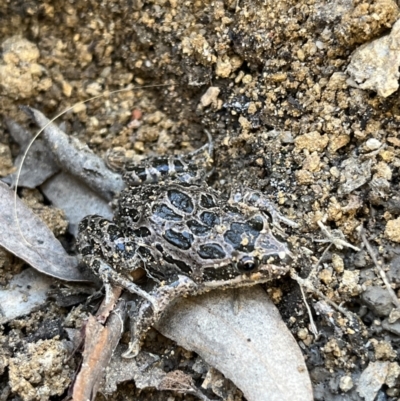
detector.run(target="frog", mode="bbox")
[76,131,298,358]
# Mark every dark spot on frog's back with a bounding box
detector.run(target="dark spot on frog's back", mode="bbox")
[173,159,184,172]
[152,158,169,175]
[187,219,209,236]
[132,166,147,182]
[153,203,182,221]
[132,226,151,237]
[224,221,261,252]
[106,223,121,241]
[163,229,194,250]
[248,215,264,231]
[198,243,226,259]
[163,253,192,274]
[200,193,216,208]
[200,211,220,227]
[167,189,194,213]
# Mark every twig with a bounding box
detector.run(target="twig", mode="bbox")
[359,228,400,311]
[316,220,360,251]
[291,270,357,324]
[299,284,319,338]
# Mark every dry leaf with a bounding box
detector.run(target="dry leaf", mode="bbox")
[3,118,59,188]
[0,268,54,324]
[41,171,113,236]
[156,286,313,401]
[0,181,87,282]
[23,106,124,201]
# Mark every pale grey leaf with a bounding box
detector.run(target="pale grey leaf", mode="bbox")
[41,171,113,236]
[156,286,313,401]
[0,268,53,324]
[22,106,124,201]
[0,181,87,281]
[3,118,59,188]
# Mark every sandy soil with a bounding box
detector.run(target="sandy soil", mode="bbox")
[0,0,400,400]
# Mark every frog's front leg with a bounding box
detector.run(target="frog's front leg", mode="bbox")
[77,215,157,306]
[122,275,199,358]
[230,186,299,229]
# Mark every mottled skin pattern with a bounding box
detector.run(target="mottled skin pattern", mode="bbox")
[77,132,297,357]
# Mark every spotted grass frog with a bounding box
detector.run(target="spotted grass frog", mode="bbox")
[76,131,298,357]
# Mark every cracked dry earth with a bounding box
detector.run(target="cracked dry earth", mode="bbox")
[1,0,400,400]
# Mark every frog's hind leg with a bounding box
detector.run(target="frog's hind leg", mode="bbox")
[122,130,214,186]
[122,275,199,358]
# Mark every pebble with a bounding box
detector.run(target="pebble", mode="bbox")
[385,217,400,243]
[339,375,353,392]
[365,138,382,151]
[361,286,393,317]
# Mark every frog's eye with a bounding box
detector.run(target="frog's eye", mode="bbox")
[237,256,259,272]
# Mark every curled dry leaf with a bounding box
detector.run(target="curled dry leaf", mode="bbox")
[0,181,87,282]
[156,286,313,401]
[22,106,124,201]
[3,118,59,188]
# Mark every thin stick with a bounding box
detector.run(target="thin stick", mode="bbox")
[299,284,319,337]
[291,270,356,323]
[14,82,173,246]
[360,228,400,310]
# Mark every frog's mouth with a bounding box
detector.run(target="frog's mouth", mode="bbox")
[201,262,289,290]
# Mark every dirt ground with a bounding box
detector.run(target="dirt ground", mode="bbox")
[0,0,400,400]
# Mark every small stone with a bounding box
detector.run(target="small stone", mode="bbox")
[339,157,372,194]
[385,218,400,243]
[330,166,340,178]
[382,318,400,336]
[242,74,252,84]
[357,361,391,401]
[340,270,360,296]
[302,152,321,172]
[339,375,353,392]
[372,340,397,361]
[386,362,400,388]
[332,254,344,273]
[365,138,382,151]
[294,131,329,152]
[319,269,333,285]
[297,328,308,340]
[373,161,392,180]
[200,86,221,108]
[388,308,400,324]
[279,131,294,144]
[0,143,15,176]
[269,72,287,82]
[295,170,314,185]
[329,134,350,153]
[361,286,393,317]
[62,80,73,97]
[297,49,305,61]
[346,19,400,97]
[72,103,86,114]
[85,82,103,96]
[215,57,232,78]
[238,116,251,130]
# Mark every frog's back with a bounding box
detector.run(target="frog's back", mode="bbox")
[115,182,288,283]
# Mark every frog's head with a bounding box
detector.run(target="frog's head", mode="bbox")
[200,214,292,284]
